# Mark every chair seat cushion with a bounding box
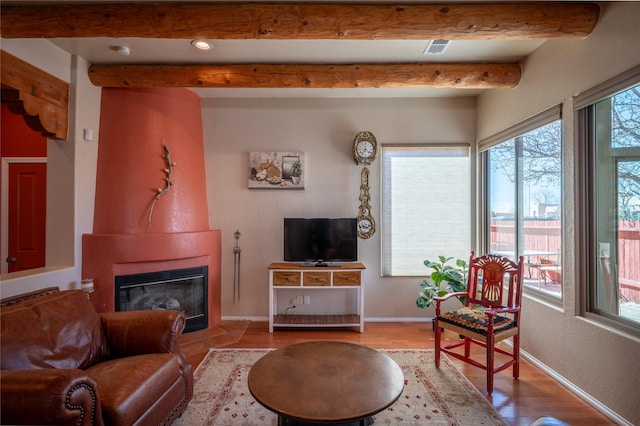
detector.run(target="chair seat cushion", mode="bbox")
[438,306,516,336]
[87,353,181,425]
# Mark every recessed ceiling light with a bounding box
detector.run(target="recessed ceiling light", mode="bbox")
[191,40,212,51]
[116,46,131,56]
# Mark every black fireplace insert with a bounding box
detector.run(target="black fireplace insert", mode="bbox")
[115,266,208,333]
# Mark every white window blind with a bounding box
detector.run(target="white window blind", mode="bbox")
[574,64,640,109]
[478,105,562,153]
[382,145,471,276]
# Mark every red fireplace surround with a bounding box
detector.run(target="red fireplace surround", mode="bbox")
[82,87,221,327]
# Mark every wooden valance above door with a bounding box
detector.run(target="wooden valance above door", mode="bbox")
[1,50,69,140]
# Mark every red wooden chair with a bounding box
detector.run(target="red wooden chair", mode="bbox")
[434,251,525,395]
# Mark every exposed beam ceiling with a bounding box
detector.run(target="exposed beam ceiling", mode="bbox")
[88,63,521,89]
[0,2,600,40]
[0,2,600,92]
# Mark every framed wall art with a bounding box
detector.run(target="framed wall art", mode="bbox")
[248,151,305,189]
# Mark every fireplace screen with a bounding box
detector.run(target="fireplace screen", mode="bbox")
[115,266,208,333]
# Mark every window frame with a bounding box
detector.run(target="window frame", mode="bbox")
[479,105,563,301]
[575,65,640,335]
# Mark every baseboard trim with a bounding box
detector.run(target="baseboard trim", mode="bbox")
[365,317,433,323]
[520,349,632,426]
[221,316,434,323]
[222,315,269,322]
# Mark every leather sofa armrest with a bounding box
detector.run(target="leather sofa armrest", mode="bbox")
[0,369,103,426]
[100,310,185,357]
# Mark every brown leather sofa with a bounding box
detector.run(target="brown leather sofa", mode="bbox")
[0,287,193,425]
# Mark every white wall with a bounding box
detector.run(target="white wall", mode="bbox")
[202,96,476,320]
[0,39,100,296]
[477,3,640,425]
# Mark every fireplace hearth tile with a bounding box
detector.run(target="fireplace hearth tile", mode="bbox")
[179,320,251,348]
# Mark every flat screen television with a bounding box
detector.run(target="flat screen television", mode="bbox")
[284,218,357,266]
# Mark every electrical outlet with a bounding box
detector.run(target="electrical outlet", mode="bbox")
[304,295,311,304]
[599,242,610,258]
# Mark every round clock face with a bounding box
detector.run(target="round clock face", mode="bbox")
[357,141,374,159]
[353,131,377,164]
[358,218,372,232]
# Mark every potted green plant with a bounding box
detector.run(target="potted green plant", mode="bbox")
[290,161,302,184]
[416,255,468,309]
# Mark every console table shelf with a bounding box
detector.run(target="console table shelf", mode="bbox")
[273,314,361,327]
[268,262,365,333]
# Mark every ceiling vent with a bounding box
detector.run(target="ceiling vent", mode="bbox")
[424,40,450,55]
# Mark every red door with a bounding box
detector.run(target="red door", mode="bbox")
[7,163,46,272]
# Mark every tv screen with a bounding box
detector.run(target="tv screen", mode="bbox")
[284,218,357,266]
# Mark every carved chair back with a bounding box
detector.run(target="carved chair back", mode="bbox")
[466,252,524,310]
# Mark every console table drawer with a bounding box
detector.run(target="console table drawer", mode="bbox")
[333,271,361,286]
[273,272,301,286]
[303,272,331,286]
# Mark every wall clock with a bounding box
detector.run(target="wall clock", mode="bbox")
[353,131,377,165]
[353,131,377,239]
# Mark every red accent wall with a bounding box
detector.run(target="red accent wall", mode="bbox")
[1,103,47,158]
[92,88,210,235]
[1,103,47,266]
[83,88,221,327]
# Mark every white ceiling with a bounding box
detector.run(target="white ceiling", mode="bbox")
[12,0,547,98]
[50,37,544,98]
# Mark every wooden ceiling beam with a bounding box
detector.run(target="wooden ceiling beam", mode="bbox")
[1,2,599,40]
[88,63,521,89]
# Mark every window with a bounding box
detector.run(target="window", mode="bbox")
[480,107,563,297]
[381,145,470,276]
[576,65,640,327]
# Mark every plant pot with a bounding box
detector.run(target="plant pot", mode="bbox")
[291,176,301,184]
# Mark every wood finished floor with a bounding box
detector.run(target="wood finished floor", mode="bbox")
[179,322,616,426]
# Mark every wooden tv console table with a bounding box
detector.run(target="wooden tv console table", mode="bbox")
[268,262,365,333]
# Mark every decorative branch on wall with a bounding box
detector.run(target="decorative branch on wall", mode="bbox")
[148,143,175,225]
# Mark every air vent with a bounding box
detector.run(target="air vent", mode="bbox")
[424,39,450,55]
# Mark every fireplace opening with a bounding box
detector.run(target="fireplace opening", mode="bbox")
[115,266,208,333]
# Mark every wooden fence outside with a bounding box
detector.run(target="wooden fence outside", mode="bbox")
[491,220,640,303]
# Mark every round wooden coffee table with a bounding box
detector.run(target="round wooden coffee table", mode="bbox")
[248,341,404,426]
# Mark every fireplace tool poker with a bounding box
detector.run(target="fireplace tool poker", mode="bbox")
[233,230,241,303]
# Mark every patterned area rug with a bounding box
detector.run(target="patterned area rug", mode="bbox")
[173,348,507,426]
